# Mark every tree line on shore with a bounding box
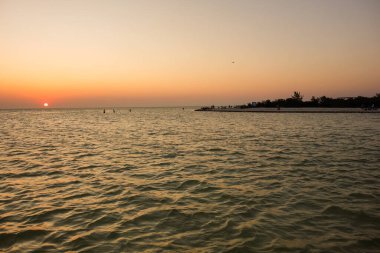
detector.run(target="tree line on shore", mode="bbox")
[238,92,380,108]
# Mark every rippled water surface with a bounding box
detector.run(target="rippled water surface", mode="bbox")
[1,108,380,252]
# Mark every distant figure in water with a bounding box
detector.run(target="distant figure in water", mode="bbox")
[129,109,132,112]
[113,109,115,113]
[182,108,184,110]
[103,109,105,113]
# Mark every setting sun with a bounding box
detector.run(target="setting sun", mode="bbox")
[0,1,379,252]
[0,0,379,109]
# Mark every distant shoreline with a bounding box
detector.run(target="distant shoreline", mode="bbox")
[195,107,380,113]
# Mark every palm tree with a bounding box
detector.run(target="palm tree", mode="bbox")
[291,91,303,102]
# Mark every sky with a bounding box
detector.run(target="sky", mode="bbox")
[0,0,379,108]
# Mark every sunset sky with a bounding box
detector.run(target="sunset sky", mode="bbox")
[1,0,379,108]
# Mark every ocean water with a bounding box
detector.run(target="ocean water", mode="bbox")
[0,108,379,253]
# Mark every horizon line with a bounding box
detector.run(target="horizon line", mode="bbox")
[0,105,203,110]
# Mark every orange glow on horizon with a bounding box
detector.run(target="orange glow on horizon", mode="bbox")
[0,1,379,108]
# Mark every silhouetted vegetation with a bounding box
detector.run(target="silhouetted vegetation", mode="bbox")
[197,92,380,111]
[240,92,380,109]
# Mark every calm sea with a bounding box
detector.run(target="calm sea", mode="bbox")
[1,108,379,252]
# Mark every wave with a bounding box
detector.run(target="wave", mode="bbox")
[1,109,379,252]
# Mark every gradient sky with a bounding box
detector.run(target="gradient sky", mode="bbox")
[1,0,379,108]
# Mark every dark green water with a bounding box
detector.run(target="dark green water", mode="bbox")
[0,108,379,252]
